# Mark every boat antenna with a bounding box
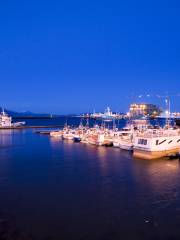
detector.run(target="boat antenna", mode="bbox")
[86,118,89,128]
[117,118,120,129]
[101,119,104,129]
[2,108,5,115]
[165,96,171,128]
[113,118,116,130]
[65,117,68,127]
[79,118,83,128]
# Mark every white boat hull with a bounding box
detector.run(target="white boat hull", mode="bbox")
[133,148,180,160]
[50,130,63,138]
[120,144,133,151]
[113,142,120,148]
[133,130,180,159]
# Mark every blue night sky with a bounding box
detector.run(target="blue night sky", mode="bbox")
[0,0,180,114]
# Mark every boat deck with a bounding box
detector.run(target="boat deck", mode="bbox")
[136,133,180,138]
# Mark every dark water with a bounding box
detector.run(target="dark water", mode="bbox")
[16,116,127,128]
[0,118,180,240]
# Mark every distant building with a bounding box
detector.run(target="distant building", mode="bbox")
[89,107,125,119]
[129,103,161,118]
[171,112,180,118]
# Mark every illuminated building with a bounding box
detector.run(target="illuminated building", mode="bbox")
[129,103,161,118]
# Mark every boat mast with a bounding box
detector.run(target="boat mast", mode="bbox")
[65,118,68,128]
[2,108,5,115]
[113,118,116,130]
[86,118,89,128]
[79,118,83,128]
[165,96,170,128]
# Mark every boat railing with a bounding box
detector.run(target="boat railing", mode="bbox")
[136,129,180,138]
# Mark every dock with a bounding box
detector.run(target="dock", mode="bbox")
[35,130,52,135]
[0,125,63,130]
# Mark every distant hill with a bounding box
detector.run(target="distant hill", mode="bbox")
[0,108,53,118]
[0,108,77,118]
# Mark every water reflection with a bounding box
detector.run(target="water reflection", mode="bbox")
[0,130,13,147]
[133,158,180,191]
[131,158,180,222]
[1,129,180,239]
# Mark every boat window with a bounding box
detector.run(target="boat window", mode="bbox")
[177,139,180,143]
[138,139,147,145]
[156,140,159,145]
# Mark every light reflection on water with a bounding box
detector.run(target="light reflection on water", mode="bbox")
[0,130,13,147]
[0,128,180,239]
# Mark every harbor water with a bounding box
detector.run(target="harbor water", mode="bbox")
[0,118,180,239]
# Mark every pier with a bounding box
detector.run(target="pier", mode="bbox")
[0,125,63,130]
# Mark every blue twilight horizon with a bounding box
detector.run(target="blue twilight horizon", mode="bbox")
[0,0,180,114]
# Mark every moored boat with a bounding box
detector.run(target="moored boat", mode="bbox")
[50,130,63,138]
[133,128,180,159]
[0,109,25,128]
[120,139,134,150]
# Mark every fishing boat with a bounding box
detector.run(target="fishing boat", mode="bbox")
[113,132,134,150]
[73,129,83,142]
[120,137,134,150]
[119,127,134,150]
[113,131,122,147]
[99,132,113,146]
[112,123,134,150]
[50,130,63,138]
[63,129,75,140]
[86,133,99,145]
[133,127,180,159]
[133,97,180,159]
